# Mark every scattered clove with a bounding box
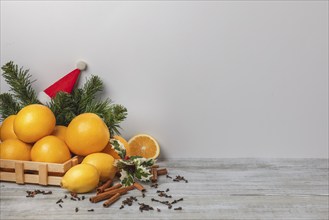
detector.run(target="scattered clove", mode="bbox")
[173,175,188,183]
[71,192,78,198]
[171,198,183,204]
[87,209,94,212]
[26,190,52,197]
[56,199,63,204]
[157,191,172,198]
[138,203,154,212]
[151,183,158,188]
[122,196,138,207]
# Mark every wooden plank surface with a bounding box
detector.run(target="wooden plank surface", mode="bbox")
[0,158,328,219]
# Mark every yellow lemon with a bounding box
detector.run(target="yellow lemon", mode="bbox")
[31,135,71,163]
[102,136,129,159]
[14,104,56,143]
[0,138,31,161]
[0,115,18,141]
[51,125,67,142]
[60,163,99,193]
[82,153,117,181]
[65,113,109,156]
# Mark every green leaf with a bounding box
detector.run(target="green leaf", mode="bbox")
[110,139,126,159]
[115,156,154,186]
[120,170,135,186]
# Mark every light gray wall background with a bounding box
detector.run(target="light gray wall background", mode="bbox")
[1,1,328,158]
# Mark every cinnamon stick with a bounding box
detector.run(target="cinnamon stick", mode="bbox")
[151,167,158,182]
[133,182,145,192]
[103,193,121,207]
[90,185,135,203]
[151,164,159,168]
[157,168,168,176]
[100,183,122,194]
[96,179,113,194]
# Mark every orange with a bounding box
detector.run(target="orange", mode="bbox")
[102,135,129,159]
[31,135,71,163]
[51,125,67,142]
[127,134,160,159]
[0,115,18,141]
[14,104,56,143]
[65,113,109,156]
[0,138,31,161]
[82,153,117,181]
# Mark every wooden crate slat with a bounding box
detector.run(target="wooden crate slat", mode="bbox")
[1,160,62,172]
[0,156,78,186]
[38,164,48,185]
[1,172,63,186]
[1,171,16,182]
[15,162,24,184]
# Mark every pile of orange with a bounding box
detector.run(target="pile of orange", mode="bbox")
[0,104,112,163]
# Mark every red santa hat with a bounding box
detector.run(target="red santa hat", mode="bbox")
[38,61,87,104]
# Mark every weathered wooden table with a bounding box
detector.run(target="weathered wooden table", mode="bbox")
[1,159,328,219]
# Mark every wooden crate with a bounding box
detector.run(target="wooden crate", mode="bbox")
[0,156,79,186]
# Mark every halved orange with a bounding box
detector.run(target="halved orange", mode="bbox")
[127,134,160,159]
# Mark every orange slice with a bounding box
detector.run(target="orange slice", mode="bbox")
[127,134,160,159]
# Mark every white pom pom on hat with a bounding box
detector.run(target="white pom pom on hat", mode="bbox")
[38,61,87,104]
[76,61,87,71]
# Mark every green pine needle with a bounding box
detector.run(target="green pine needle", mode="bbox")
[0,93,21,120]
[1,61,39,106]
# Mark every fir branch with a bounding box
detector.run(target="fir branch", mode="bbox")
[77,75,104,114]
[0,93,21,120]
[1,61,39,106]
[47,92,77,126]
[108,104,128,135]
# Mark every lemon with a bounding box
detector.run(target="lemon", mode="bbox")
[31,136,71,163]
[0,138,32,161]
[14,104,56,143]
[0,115,18,141]
[82,153,117,182]
[65,113,109,156]
[60,163,99,193]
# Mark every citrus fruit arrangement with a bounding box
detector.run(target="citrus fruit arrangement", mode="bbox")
[0,103,161,193]
[0,61,161,194]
